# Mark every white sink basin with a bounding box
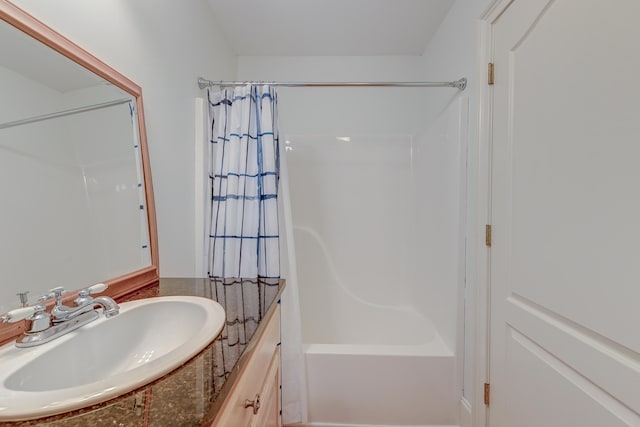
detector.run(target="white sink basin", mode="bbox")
[0,296,226,421]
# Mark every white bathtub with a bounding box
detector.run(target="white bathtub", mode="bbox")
[301,294,457,427]
[291,224,459,426]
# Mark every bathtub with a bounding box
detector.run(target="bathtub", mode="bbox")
[301,294,457,427]
[291,224,459,426]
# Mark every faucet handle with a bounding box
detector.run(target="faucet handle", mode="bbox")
[1,306,37,323]
[16,291,29,307]
[48,287,67,298]
[76,283,108,305]
[37,287,67,304]
[78,283,108,297]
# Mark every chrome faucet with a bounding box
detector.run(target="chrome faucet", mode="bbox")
[50,284,119,323]
[1,283,119,348]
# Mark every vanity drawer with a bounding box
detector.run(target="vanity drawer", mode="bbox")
[210,304,281,426]
[252,347,281,427]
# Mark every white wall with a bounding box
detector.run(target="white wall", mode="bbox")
[238,56,428,135]
[12,0,237,277]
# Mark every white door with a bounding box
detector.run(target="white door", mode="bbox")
[489,0,640,426]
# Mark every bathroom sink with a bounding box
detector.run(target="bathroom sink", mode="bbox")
[0,296,226,421]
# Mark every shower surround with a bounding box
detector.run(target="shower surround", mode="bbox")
[283,97,467,426]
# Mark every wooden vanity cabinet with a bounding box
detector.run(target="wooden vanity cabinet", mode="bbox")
[208,305,281,427]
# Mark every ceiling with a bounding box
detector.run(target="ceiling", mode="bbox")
[206,0,455,56]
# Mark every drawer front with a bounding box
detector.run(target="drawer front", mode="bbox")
[211,305,280,426]
[251,347,281,427]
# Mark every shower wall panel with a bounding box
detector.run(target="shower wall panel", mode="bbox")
[285,133,415,317]
[410,97,468,353]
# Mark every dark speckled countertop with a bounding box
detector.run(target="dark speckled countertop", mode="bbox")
[0,277,284,427]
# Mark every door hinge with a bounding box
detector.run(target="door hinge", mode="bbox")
[485,224,492,247]
[484,382,491,406]
[488,62,494,85]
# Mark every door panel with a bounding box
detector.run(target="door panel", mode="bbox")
[490,0,640,425]
[506,329,635,427]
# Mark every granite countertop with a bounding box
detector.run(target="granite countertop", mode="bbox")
[0,277,285,427]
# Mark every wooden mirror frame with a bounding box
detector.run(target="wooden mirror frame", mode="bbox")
[0,0,159,344]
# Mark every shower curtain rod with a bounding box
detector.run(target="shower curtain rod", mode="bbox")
[0,98,132,130]
[197,77,467,90]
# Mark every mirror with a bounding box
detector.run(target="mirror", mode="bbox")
[0,1,158,340]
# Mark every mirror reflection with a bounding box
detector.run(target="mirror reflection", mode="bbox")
[0,17,152,313]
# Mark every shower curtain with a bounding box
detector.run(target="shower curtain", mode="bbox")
[206,84,280,278]
[206,83,306,424]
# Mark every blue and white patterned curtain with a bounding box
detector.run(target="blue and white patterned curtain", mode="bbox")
[206,85,280,278]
